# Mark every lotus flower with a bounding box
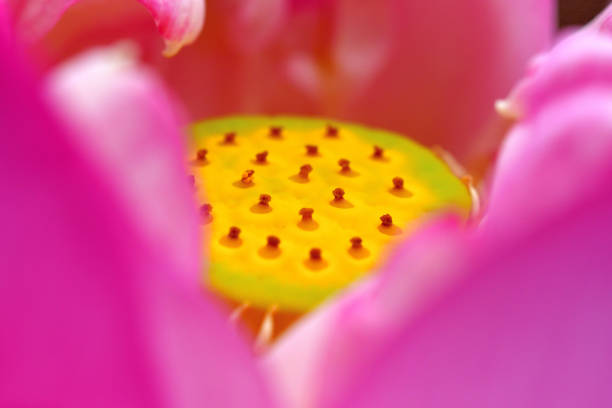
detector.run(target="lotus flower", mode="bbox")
[9,0,553,171]
[3,1,612,408]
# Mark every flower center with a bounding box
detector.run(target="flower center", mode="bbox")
[189,116,471,336]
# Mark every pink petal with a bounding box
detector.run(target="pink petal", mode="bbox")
[0,42,272,407]
[7,0,205,56]
[138,0,205,57]
[330,164,612,408]
[487,31,612,241]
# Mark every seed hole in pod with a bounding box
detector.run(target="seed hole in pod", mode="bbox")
[378,214,402,235]
[389,177,413,198]
[220,226,243,248]
[348,236,370,259]
[258,235,281,259]
[304,248,328,271]
[330,188,354,208]
[233,169,255,188]
[251,194,273,213]
[297,207,319,230]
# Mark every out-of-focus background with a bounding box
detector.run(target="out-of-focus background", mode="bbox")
[559,0,609,26]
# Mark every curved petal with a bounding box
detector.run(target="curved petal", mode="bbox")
[330,162,612,408]
[488,31,612,241]
[7,0,204,55]
[0,42,272,407]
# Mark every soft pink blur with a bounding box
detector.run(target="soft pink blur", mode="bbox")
[0,29,272,407]
[20,0,553,170]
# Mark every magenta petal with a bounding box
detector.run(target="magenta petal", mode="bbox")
[0,43,272,407]
[487,32,612,240]
[329,168,612,408]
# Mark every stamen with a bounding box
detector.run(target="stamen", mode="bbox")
[269,126,283,138]
[255,151,269,164]
[229,301,250,323]
[254,305,278,352]
[305,145,319,156]
[326,125,338,138]
[223,132,236,145]
[338,159,351,173]
[196,148,208,161]
[372,145,384,159]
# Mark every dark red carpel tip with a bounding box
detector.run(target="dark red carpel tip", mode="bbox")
[380,214,393,227]
[223,132,236,144]
[326,125,338,137]
[350,236,362,249]
[255,151,269,163]
[309,248,322,260]
[392,177,404,190]
[228,226,241,239]
[333,188,345,201]
[269,126,283,138]
[299,207,314,221]
[267,235,280,248]
[259,194,272,206]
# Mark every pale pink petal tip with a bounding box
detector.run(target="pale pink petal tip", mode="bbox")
[45,41,201,280]
[137,0,206,56]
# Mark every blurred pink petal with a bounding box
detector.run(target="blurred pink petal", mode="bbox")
[8,0,205,55]
[330,164,612,408]
[0,41,272,407]
[33,0,553,169]
[488,31,612,240]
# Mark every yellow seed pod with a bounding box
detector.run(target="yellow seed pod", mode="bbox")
[189,116,472,313]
